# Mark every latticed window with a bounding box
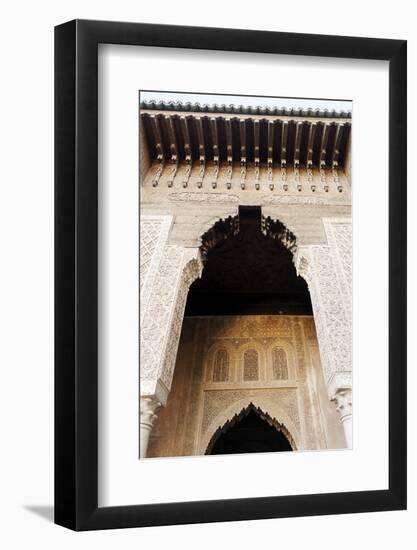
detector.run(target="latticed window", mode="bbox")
[212,349,229,382]
[243,349,259,381]
[272,348,288,380]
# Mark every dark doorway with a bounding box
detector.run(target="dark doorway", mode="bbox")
[207,409,293,455]
[185,206,312,316]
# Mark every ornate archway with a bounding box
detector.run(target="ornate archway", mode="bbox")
[199,208,297,261]
[205,403,295,455]
[141,208,351,457]
[198,396,300,455]
[185,205,312,317]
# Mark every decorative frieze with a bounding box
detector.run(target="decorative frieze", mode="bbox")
[208,315,293,339]
[143,162,350,198]
[262,194,349,206]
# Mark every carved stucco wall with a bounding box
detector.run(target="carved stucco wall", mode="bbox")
[147,315,346,458]
[140,213,352,394]
[141,188,350,248]
[295,218,352,399]
[140,196,352,454]
[140,215,204,403]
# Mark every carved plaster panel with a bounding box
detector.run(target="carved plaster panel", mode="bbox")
[295,218,352,399]
[140,244,203,400]
[323,218,352,316]
[140,215,172,323]
[208,315,293,339]
[204,329,297,385]
[147,314,347,457]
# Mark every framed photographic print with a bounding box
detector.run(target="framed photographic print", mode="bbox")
[55,20,407,530]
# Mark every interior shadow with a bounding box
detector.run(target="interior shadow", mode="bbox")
[185,205,312,316]
[208,407,293,455]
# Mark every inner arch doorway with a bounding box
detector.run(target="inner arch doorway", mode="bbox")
[206,404,293,455]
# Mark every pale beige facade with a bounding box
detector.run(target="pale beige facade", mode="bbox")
[139,100,352,457]
[147,315,346,457]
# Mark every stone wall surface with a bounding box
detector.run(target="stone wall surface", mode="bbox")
[147,315,346,457]
[140,161,351,248]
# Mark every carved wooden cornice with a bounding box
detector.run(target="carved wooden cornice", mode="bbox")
[141,109,351,194]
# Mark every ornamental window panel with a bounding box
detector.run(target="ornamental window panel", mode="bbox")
[243,349,259,381]
[272,347,288,380]
[212,348,229,382]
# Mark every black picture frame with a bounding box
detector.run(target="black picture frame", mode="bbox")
[55,19,407,531]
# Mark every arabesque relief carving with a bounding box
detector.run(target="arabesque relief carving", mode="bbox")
[140,237,203,400]
[294,219,352,405]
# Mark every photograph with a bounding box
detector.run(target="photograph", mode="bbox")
[139,91,352,458]
[0,1,409,543]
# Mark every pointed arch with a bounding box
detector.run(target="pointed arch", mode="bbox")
[200,210,299,261]
[199,214,239,261]
[198,395,300,454]
[205,402,296,454]
[187,206,311,317]
[261,215,297,253]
